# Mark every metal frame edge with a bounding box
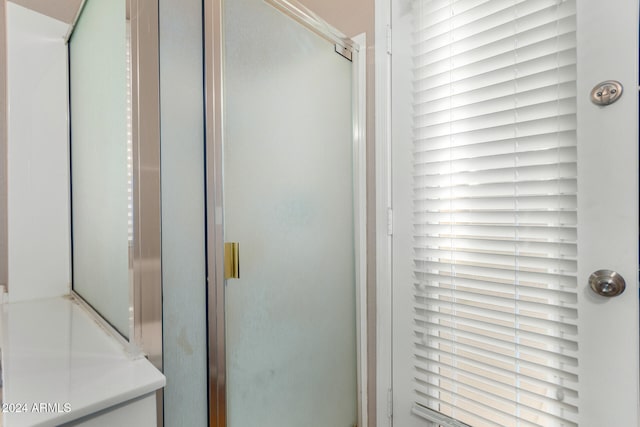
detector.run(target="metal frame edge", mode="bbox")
[204,1,369,426]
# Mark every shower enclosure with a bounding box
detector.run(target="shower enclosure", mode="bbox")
[204,0,367,426]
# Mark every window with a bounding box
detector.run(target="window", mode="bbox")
[410,0,579,425]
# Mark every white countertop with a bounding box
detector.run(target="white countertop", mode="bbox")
[0,296,166,427]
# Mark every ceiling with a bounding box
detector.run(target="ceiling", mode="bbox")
[9,0,83,24]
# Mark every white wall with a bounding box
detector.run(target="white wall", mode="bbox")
[7,2,70,302]
[10,0,82,24]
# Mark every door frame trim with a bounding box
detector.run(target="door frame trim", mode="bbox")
[203,1,368,426]
[374,0,393,425]
[203,1,226,425]
[352,31,369,427]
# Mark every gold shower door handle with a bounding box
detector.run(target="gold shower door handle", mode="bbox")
[224,242,240,279]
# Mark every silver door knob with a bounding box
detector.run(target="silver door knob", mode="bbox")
[590,80,623,106]
[589,269,626,297]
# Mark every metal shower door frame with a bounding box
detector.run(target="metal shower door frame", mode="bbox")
[203,1,368,425]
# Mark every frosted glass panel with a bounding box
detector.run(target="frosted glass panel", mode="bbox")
[224,1,357,426]
[159,0,208,425]
[70,0,129,338]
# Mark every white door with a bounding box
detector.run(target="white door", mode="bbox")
[389,0,639,426]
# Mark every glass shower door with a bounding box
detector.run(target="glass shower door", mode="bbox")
[222,0,357,426]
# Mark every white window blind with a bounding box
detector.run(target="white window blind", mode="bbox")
[410,0,578,426]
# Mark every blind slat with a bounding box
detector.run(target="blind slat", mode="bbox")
[415,65,577,106]
[415,271,579,296]
[414,348,578,399]
[415,83,577,125]
[415,18,576,74]
[414,298,579,341]
[415,378,578,426]
[415,330,577,380]
[414,237,577,260]
[415,369,578,416]
[415,49,577,96]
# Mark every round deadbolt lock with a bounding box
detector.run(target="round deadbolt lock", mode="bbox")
[588,269,626,297]
[590,80,623,106]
